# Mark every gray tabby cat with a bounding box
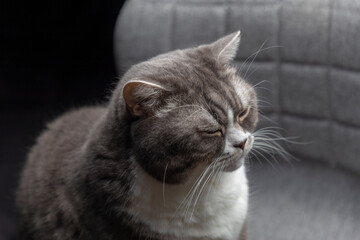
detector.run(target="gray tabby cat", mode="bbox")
[17,31,257,240]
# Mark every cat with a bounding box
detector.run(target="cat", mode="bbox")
[16,31,258,240]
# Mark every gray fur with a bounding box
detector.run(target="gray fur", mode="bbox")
[17,32,257,240]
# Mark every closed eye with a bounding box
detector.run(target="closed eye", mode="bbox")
[203,129,223,137]
[238,107,250,121]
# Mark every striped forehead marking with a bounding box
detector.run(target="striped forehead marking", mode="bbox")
[227,107,234,128]
[201,79,246,127]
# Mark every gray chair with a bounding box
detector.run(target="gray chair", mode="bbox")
[113,0,360,239]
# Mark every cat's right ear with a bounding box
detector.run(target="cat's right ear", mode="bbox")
[122,80,166,117]
[210,31,241,64]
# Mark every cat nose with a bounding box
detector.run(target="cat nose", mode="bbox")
[234,139,247,150]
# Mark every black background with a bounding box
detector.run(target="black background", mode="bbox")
[1,0,126,238]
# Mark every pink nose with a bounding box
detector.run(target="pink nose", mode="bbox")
[234,139,247,150]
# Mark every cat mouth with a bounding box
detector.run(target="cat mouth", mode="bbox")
[219,136,253,172]
[221,151,245,172]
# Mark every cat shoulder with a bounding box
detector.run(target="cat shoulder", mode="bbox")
[45,105,107,131]
[29,105,107,160]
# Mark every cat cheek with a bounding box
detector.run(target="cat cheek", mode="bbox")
[199,137,223,157]
[210,138,225,156]
[245,116,258,132]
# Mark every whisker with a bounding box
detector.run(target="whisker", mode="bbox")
[250,148,278,168]
[248,151,264,167]
[178,166,209,213]
[250,124,306,168]
[177,159,218,217]
[162,162,169,207]
[180,156,225,222]
[188,165,216,220]
[188,158,225,220]
[257,113,280,126]
[238,42,267,75]
[240,45,283,79]
[242,41,267,79]
[251,79,270,89]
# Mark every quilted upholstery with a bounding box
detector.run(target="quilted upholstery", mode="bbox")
[247,161,360,240]
[114,0,360,239]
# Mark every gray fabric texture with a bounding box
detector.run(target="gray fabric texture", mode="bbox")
[247,161,360,240]
[113,0,360,239]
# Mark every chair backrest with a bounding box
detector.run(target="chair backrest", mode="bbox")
[114,0,360,174]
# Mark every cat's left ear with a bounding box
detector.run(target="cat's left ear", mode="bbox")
[122,80,166,117]
[210,31,241,64]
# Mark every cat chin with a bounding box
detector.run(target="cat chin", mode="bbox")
[223,156,245,172]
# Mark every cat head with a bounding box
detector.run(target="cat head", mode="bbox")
[118,31,257,183]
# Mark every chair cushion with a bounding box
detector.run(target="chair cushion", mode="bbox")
[247,161,360,240]
[114,0,360,175]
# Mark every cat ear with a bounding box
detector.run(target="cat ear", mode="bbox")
[122,80,166,116]
[210,31,241,64]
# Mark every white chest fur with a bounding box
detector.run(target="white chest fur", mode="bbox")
[125,163,248,240]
